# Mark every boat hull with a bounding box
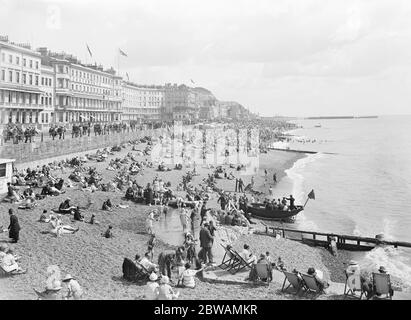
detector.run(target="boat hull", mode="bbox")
[247,204,303,221]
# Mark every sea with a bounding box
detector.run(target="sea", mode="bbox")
[269,115,411,289]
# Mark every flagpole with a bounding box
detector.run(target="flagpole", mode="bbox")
[303,197,310,208]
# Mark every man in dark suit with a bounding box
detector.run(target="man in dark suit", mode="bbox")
[199,222,214,264]
[8,208,20,243]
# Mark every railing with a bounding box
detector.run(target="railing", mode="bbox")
[261,224,411,249]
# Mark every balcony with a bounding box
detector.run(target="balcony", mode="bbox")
[0,101,44,111]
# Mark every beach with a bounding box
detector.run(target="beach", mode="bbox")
[0,140,374,300]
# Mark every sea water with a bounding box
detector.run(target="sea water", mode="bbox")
[271,115,411,289]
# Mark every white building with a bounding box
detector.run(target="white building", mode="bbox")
[38,48,123,124]
[122,82,163,123]
[0,158,15,194]
[0,36,44,130]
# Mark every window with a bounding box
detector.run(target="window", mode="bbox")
[48,78,52,86]
[8,55,12,63]
[1,69,4,81]
[16,56,20,65]
[8,71,12,82]
[36,61,39,69]
[46,113,49,123]
[16,72,20,83]
[29,60,33,68]
[23,73,26,84]
[23,58,26,67]
[29,74,33,85]
[41,113,44,123]
[0,163,6,178]
[35,76,39,86]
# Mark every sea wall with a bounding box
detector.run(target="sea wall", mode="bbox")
[0,128,163,164]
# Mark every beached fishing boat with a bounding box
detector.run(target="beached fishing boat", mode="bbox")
[314,123,321,128]
[246,203,304,221]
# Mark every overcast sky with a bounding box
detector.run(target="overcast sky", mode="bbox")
[1,0,411,116]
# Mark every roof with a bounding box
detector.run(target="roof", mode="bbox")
[0,159,15,164]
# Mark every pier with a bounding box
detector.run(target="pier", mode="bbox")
[257,224,411,251]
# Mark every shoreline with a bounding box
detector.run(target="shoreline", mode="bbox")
[3,135,408,299]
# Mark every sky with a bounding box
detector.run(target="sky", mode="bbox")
[1,0,411,117]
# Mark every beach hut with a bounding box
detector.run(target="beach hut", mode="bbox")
[0,159,15,194]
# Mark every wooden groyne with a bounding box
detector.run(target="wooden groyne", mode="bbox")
[266,147,337,155]
[257,225,411,251]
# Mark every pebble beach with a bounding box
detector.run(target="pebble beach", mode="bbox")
[0,140,377,300]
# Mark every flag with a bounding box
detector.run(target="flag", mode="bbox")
[119,48,128,57]
[190,79,195,84]
[86,44,93,58]
[126,72,129,81]
[308,189,315,200]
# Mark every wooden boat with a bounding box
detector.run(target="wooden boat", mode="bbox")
[246,203,303,221]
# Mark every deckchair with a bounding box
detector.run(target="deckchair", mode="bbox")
[229,250,254,274]
[281,271,305,295]
[344,272,364,299]
[301,273,325,298]
[372,273,393,300]
[218,244,240,271]
[255,263,271,285]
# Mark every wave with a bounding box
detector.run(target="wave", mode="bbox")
[363,247,411,290]
[283,152,325,230]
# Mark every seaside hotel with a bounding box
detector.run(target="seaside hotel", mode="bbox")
[0,36,47,129]
[122,82,164,123]
[38,48,123,125]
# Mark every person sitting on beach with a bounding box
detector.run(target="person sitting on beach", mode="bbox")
[1,248,26,274]
[41,265,63,300]
[103,225,114,238]
[375,266,394,298]
[140,252,158,273]
[178,262,204,289]
[49,215,79,237]
[62,274,83,300]
[125,186,134,200]
[7,182,21,202]
[23,186,35,200]
[39,210,50,223]
[59,198,76,214]
[102,199,113,211]
[241,244,257,264]
[73,207,84,222]
[143,273,160,300]
[224,212,233,225]
[276,257,285,271]
[157,276,180,300]
[307,267,329,290]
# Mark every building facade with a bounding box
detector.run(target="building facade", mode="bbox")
[39,48,123,124]
[163,83,199,122]
[122,82,163,123]
[0,36,44,129]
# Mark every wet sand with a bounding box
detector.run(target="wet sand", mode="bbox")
[0,142,350,300]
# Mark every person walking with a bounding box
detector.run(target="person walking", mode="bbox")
[273,173,277,183]
[8,209,20,243]
[238,178,244,193]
